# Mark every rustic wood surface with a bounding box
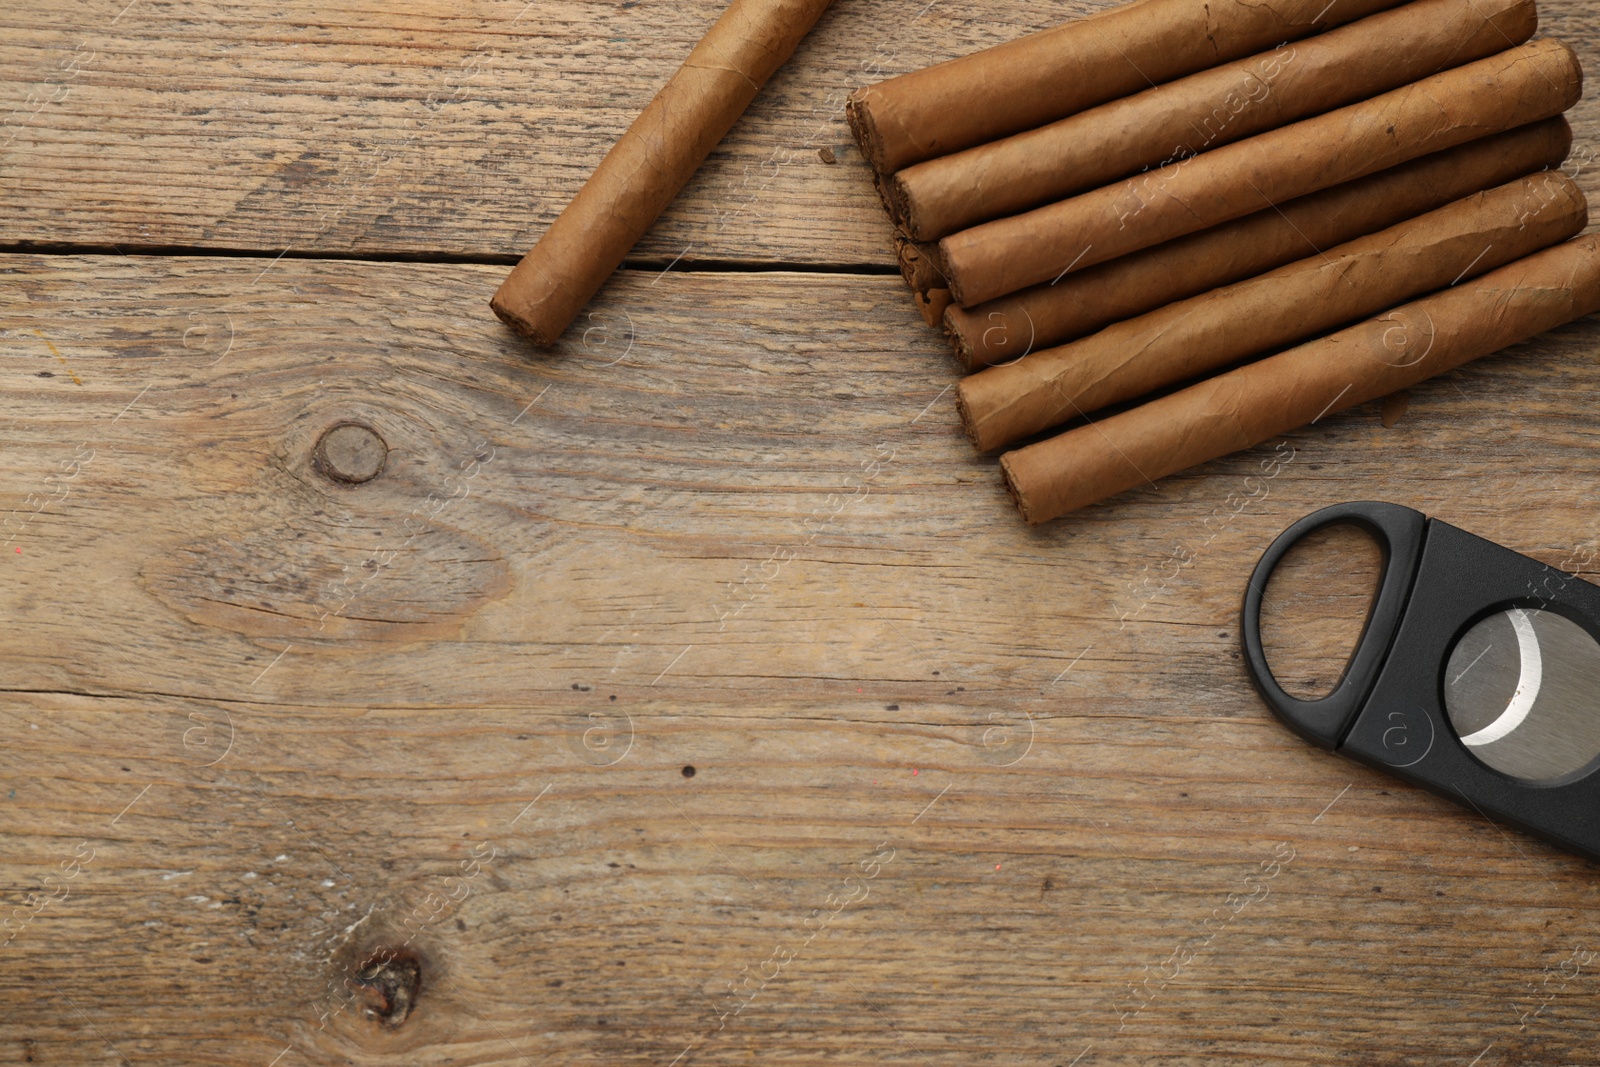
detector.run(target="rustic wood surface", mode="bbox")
[2,0,1599,263]
[6,1,1600,1066]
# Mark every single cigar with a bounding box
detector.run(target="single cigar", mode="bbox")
[960,173,1587,452]
[941,40,1583,308]
[846,0,1412,174]
[915,289,953,328]
[1002,233,1600,524]
[888,0,1535,241]
[491,0,835,346]
[944,119,1573,370]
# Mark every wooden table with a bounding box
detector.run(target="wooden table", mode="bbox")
[5,1,1600,1063]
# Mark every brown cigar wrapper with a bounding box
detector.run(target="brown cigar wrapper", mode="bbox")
[942,39,1583,308]
[960,173,1587,452]
[944,120,1574,370]
[890,0,1535,241]
[846,0,1411,174]
[1001,233,1600,525]
[490,0,834,346]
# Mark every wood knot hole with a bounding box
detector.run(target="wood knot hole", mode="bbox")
[315,422,388,484]
[353,949,422,1028]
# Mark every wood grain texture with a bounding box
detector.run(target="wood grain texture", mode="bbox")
[9,0,1600,1061]
[2,0,1597,265]
[1258,523,1386,700]
[6,255,1600,1064]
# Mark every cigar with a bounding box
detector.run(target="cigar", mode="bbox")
[1001,233,1600,524]
[941,39,1583,308]
[490,0,835,345]
[944,119,1573,370]
[846,0,1412,174]
[960,173,1587,452]
[887,0,1535,241]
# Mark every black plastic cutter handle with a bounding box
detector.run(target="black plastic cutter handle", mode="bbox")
[1241,501,1429,749]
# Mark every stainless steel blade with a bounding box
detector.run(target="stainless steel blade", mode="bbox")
[1444,607,1600,781]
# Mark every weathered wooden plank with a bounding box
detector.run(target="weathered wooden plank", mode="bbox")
[4,255,1600,1063]
[3,0,1599,267]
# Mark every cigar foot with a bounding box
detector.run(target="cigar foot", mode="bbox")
[488,293,556,347]
[998,452,1039,525]
[845,92,885,174]
[941,307,976,370]
[865,165,901,235]
[954,384,983,451]
[883,172,920,238]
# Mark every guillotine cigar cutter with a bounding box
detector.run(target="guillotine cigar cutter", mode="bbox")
[1243,501,1600,862]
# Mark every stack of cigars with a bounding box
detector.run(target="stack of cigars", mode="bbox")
[847,0,1600,524]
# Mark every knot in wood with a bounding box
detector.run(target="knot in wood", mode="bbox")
[314,422,387,484]
[352,949,422,1028]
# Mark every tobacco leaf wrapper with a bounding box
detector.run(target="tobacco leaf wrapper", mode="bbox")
[941,39,1583,307]
[944,120,1573,370]
[491,0,834,346]
[1002,234,1600,524]
[846,0,1412,174]
[960,173,1588,452]
[887,0,1535,241]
